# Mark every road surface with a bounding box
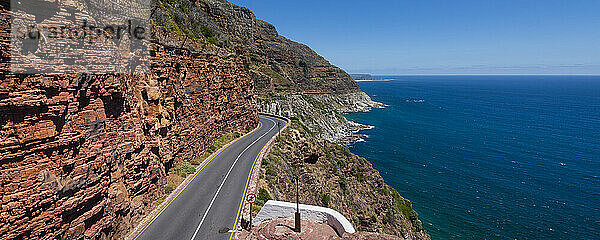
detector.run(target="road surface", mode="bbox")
[135,115,285,240]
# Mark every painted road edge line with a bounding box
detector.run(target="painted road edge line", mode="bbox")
[229,116,286,240]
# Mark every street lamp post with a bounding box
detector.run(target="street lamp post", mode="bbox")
[294,176,301,233]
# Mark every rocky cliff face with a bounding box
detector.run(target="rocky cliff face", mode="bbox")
[248,18,361,94]
[186,0,360,94]
[258,92,383,143]
[0,3,257,239]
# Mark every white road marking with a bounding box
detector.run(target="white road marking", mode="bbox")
[190,118,276,240]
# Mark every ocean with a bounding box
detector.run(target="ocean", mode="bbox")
[345,75,600,240]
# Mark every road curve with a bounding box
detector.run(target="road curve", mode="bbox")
[135,115,285,240]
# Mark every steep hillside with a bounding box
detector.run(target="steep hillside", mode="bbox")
[256,120,430,240]
[188,0,360,94]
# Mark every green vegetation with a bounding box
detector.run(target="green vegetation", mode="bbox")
[257,188,272,203]
[254,188,272,210]
[259,66,293,87]
[338,145,353,158]
[248,188,273,214]
[334,167,348,192]
[371,214,378,223]
[263,156,278,178]
[354,167,365,183]
[376,186,390,195]
[157,0,223,46]
[191,131,244,166]
[303,95,326,110]
[339,174,348,192]
[165,173,184,195]
[175,161,195,177]
[199,25,220,46]
[257,120,426,236]
[320,193,330,207]
[290,118,314,137]
[391,188,423,231]
[156,172,184,205]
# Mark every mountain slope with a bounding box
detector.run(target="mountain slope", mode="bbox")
[155,0,360,94]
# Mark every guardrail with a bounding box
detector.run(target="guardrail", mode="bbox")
[253,200,356,236]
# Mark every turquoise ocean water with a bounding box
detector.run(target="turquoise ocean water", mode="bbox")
[345,75,600,239]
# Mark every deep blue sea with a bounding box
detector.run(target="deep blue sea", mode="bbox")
[345,75,600,240]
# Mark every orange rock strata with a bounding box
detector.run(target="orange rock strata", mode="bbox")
[0,6,258,239]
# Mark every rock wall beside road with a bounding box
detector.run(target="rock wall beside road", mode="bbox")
[0,5,257,239]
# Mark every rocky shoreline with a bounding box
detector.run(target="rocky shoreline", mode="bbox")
[258,91,385,144]
[345,120,375,144]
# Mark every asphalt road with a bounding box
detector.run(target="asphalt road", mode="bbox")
[135,115,285,240]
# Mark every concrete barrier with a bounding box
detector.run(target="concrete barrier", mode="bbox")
[253,200,356,236]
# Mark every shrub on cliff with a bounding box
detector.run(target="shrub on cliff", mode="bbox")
[321,193,331,207]
[175,161,196,177]
[257,188,272,205]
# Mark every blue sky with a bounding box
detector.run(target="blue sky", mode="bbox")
[229,0,600,75]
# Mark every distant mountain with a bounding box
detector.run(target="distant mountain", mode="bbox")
[350,74,375,80]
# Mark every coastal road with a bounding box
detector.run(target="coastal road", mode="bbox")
[135,115,285,240]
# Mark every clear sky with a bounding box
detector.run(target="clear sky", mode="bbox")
[229,0,600,75]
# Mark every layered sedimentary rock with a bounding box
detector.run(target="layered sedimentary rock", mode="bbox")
[194,0,380,140]
[148,0,380,142]
[0,3,257,239]
[148,0,377,141]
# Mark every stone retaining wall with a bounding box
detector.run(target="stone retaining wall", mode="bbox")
[253,200,356,236]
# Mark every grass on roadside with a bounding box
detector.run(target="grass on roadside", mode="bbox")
[190,131,243,166]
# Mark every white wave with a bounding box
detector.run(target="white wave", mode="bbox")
[352,124,374,133]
